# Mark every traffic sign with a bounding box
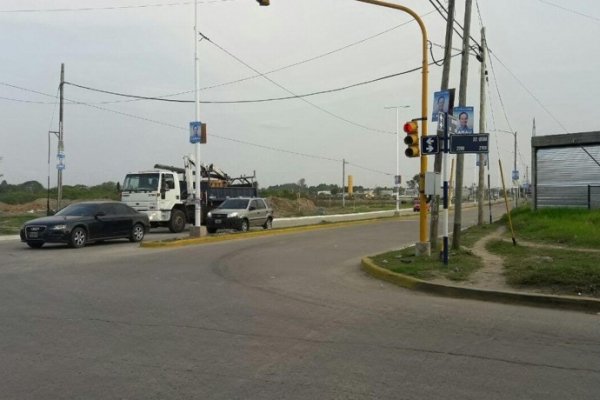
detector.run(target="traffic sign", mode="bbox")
[421,135,440,155]
[449,134,489,154]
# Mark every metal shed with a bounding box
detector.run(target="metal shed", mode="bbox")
[531,131,600,209]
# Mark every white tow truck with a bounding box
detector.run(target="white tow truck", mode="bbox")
[121,156,257,232]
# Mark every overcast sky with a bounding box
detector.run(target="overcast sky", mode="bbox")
[1,0,599,189]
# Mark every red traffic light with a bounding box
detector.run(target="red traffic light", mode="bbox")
[403,121,418,134]
[403,120,420,158]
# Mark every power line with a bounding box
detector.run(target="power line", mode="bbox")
[1,81,395,174]
[198,31,394,136]
[537,0,600,24]
[0,0,238,13]
[63,53,461,105]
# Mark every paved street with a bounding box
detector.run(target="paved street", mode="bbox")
[1,205,599,399]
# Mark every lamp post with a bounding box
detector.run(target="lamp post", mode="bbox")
[385,105,410,215]
[357,0,430,255]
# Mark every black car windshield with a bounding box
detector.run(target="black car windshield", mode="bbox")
[123,173,160,192]
[55,203,99,217]
[218,199,249,209]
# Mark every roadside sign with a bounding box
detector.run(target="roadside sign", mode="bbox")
[512,170,519,181]
[394,175,401,185]
[449,134,489,154]
[421,135,440,155]
[447,115,457,134]
[189,121,202,144]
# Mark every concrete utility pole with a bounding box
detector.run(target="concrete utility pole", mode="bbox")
[57,63,64,210]
[191,0,202,237]
[342,158,346,208]
[430,0,455,249]
[452,0,473,249]
[477,27,487,225]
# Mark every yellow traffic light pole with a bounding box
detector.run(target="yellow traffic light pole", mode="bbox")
[356,0,430,254]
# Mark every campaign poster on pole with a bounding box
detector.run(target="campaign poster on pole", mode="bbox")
[431,89,455,122]
[453,106,475,134]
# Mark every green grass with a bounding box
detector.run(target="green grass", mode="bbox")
[371,246,483,282]
[487,239,600,297]
[369,206,600,295]
[0,214,39,235]
[507,207,600,248]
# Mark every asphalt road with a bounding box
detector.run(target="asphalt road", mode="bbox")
[1,205,599,399]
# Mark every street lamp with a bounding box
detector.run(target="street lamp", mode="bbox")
[385,105,410,215]
[357,0,430,256]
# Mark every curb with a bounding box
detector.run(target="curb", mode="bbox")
[361,257,600,313]
[141,216,398,248]
[0,235,20,242]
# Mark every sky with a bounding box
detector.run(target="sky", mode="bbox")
[1,0,599,190]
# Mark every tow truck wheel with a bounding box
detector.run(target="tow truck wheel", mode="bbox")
[169,210,186,233]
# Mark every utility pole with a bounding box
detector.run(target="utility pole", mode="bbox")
[514,130,518,207]
[477,27,487,225]
[342,158,346,208]
[430,0,455,249]
[452,0,473,250]
[57,63,65,210]
[190,0,202,237]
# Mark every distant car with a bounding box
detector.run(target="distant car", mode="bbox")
[20,201,150,249]
[206,197,273,234]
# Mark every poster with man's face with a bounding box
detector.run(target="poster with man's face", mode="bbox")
[453,106,474,134]
[431,89,455,122]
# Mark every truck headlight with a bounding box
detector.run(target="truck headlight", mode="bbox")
[228,212,238,218]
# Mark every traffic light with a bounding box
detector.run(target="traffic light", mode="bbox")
[403,121,420,158]
[256,0,270,5]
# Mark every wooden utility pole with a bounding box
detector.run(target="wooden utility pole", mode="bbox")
[452,0,473,249]
[57,63,65,210]
[430,0,455,249]
[477,27,487,225]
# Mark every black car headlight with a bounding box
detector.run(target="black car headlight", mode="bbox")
[49,224,67,231]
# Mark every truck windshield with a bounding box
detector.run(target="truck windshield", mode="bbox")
[123,173,160,192]
[218,199,249,209]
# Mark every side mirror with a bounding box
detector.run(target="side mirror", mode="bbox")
[249,206,256,211]
[95,211,106,219]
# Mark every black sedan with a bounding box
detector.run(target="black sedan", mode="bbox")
[20,201,150,249]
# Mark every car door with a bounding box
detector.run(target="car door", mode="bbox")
[248,200,261,227]
[113,203,135,236]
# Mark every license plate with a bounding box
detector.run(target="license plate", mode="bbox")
[29,232,38,238]
[215,219,222,224]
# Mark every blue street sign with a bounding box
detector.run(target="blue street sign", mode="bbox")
[189,121,202,144]
[512,170,519,181]
[449,134,489,154]
[421,135,440,155]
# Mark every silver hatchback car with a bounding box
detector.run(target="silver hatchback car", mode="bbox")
[206,197,273,234]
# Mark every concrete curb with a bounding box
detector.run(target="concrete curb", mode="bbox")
[141,216,396,248]
[0,235,20,242]
[361,257,600,313]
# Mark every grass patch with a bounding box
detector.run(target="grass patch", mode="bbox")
[487,239,600,297]
[507,207,600,248]
[0,214,38,235]
[371,246,483,282]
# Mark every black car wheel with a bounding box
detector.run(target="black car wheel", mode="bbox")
[129,223,145,242]
[239,219,249,232]
[169,210,186,233]
[27,241,44,249]
[69,227,87,248]
[263,218,272,230]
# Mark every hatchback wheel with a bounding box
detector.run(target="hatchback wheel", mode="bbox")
[263,218,272,230]
[239,219,249,232]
